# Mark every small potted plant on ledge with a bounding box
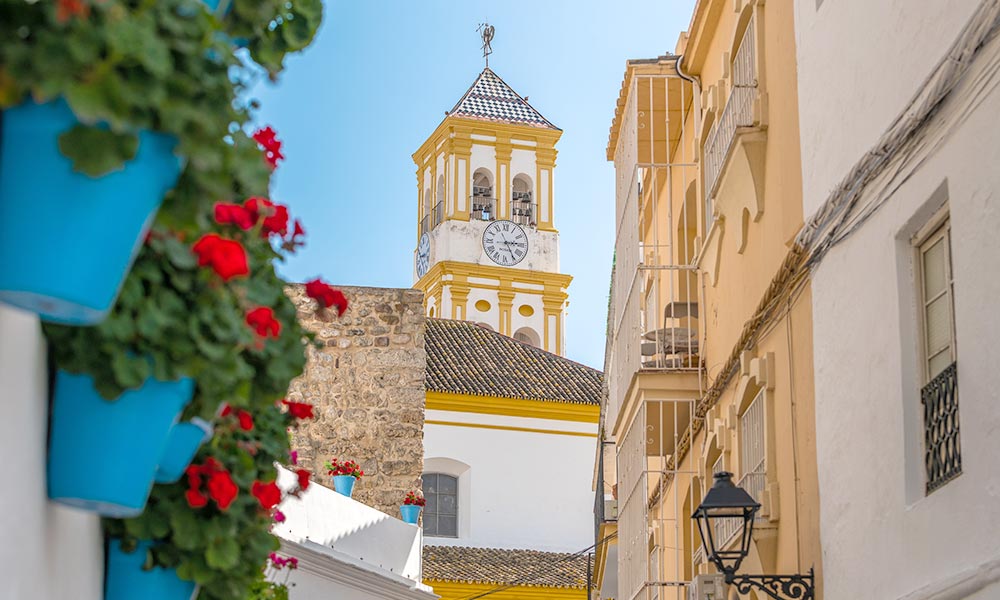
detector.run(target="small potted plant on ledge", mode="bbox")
[400,490,425,525]
[325,459,363,498]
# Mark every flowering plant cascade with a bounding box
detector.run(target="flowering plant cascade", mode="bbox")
[402,490,426,507]
[0,0,322,177]
[325,459,364,479]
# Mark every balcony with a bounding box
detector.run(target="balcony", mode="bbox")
[511,191,535,227]
[469,196,497,221]
[433,201,444,228]
[922,361,960,493]
[703,17,758,201]
[419,215,429,237]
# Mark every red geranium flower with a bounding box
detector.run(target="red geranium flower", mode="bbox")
[56,0,88,22]
[192,234,249,281]
[185,488,208,509]
[214,202,255,230]
[207,470,239,511]
[304,279,349,315]
[281,399,315,420]
[252,126,284,169]
[296,469,311,491]
[252,480,282,510]
[246,306,281,338]
[236,409,254,431]
[219,403,233,417]
[245,197,289,237]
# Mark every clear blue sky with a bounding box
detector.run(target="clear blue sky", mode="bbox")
[252,0,696,369]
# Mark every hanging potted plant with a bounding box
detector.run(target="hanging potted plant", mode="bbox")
[106,394,318,600]
[325,459,364,498]
[400,490,425,525]
[0,0,246,324]
[105,539,199,600]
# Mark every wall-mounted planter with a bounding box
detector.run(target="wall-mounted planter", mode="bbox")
[332,475,356,498]
[106,540,198,600]
[155,418,214,484]
[48,371,194,517]
[400,504,421,525]
[0,99,181,325]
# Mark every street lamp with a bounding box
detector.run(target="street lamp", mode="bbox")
[692,472,815,600]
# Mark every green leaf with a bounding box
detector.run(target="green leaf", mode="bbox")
[205,536,239,570]
[170,509,204,551]
[57,125,138,177]
[111,352,150,389]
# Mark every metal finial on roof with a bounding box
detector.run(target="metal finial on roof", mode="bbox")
[477,22,495,68]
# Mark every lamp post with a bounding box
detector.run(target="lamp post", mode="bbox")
[691,472,815,600]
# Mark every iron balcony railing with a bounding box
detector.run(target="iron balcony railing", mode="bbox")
[433,201,444,227]
[419,215,429,237]
[471,196,495,221]
[703,17,757,201]
[511,193,536,227]
[922,361,960,493]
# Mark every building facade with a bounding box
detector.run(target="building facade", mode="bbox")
[411,68,571,355]
[796,0,1000,598]
[421,319,600,599]
[597,1,822,599]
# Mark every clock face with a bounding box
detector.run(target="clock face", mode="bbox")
[482,220,528,266]
[415,233,431,278]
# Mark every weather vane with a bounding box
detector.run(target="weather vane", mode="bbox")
[477,22,495,68]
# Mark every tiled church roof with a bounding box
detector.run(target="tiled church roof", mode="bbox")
[423,545,591,589]
[448,68,560,130]
[424,319,602,405]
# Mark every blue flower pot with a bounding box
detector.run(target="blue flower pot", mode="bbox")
[154,418,214,484]
[47,371,194,517]
[400,504,421,525]
[106,540,198,600]
[0,99,181,325]
[332,474,356,497]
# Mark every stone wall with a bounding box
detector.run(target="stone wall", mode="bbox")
[286,285,426,515]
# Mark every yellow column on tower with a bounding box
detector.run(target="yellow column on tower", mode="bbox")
[497,289,515,335]
[452,131,473,221]
[536,145,557,232]
[450,286,470,320]
[495,136,512,220]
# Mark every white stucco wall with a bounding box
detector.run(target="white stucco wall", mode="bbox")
[0,306,103,600]
[796,2,1000,598]
[795,0,982,218]
[424,219,560,274]
[422,410,597,552]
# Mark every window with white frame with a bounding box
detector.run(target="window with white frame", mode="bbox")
[422,473,458,537]
[739,389,766,505]
[915,216,960,493]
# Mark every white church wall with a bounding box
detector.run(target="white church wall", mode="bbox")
[426,220,559,274]
[0,306,104,600]
[422,410,597,552]
[465,287,501,331]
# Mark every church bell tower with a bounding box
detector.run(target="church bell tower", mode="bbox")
[411,39,570,355]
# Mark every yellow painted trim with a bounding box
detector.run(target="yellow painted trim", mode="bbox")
[416,260,572,291]
[425,420,597,438]
[425,581,586,600]
[426,391,599,423]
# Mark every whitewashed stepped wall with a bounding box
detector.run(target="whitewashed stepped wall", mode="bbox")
[0,305,103,600]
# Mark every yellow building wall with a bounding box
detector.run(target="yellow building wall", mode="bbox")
[605,0,822,596]
[427,581,587,600]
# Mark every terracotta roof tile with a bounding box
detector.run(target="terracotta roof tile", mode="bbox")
[423,545,591,589]
[425,319,602,405]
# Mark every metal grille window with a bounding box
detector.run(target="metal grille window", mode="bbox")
[422,473,458,537]
[738,390,766,505]
[917,219,960,493]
